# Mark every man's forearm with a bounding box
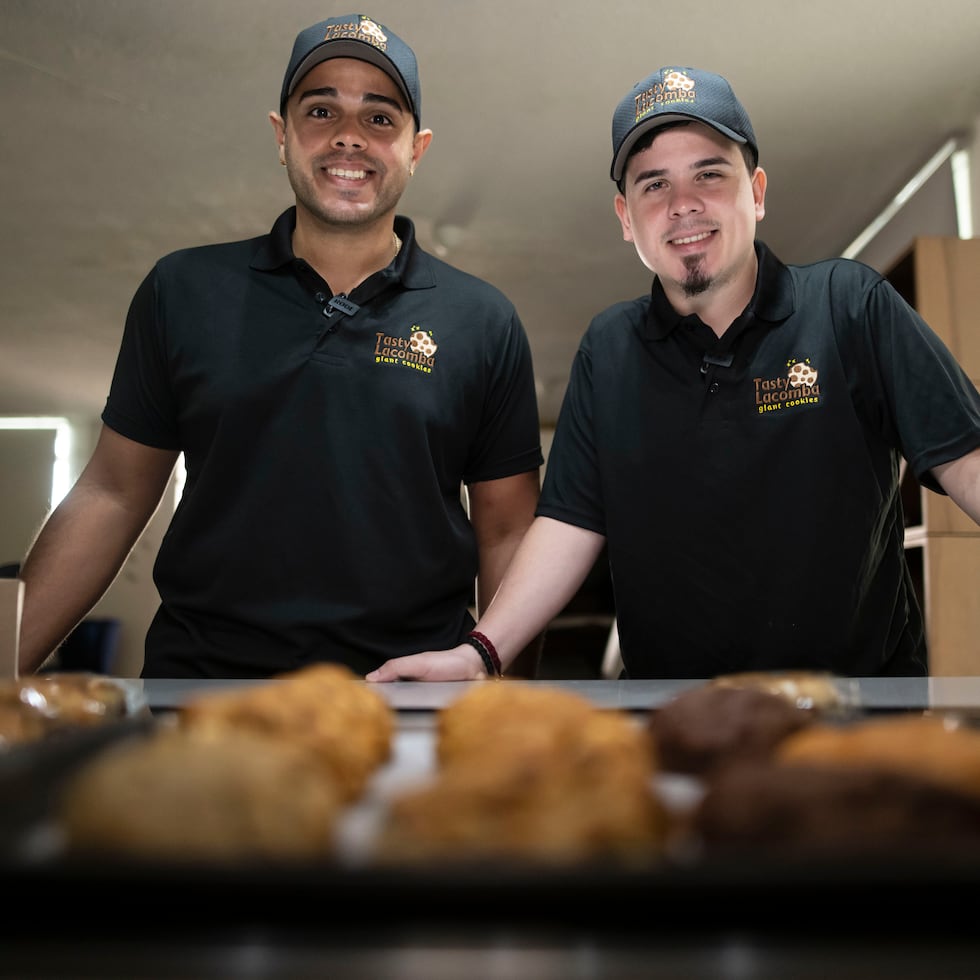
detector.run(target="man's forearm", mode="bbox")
[18,489,146,673]
[473,517,606,673]
[933,446,980,525]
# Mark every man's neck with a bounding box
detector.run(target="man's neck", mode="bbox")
[663,253,758,339]
[292,213,399,296]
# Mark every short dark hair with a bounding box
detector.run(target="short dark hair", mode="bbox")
[615,120,758,194]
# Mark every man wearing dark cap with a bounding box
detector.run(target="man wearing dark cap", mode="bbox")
[369,66,980,683]
[17,15,543,678]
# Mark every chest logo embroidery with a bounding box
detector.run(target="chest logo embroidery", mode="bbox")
[374,326,437,374]
[754,356,822,415]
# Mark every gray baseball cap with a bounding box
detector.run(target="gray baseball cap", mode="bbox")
[280,14,421,128]
[611,67,757,183]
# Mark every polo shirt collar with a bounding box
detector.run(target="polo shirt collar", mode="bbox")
[250,207,436,290]
[644,240,795,339]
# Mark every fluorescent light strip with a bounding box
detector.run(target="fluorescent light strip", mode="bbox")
[950,147,974,239]
[841,137,961,259]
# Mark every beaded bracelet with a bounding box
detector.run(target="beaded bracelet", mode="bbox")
[462,635,496,677]
[466,630,502,677]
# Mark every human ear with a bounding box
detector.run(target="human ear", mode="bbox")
[269,111,286,165]
[614,192,634,243]
[410,128,434,174]
[752,166,767,221]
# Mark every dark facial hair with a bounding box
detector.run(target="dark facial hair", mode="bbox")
[682,254,712,297]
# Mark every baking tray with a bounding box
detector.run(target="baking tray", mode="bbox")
[3,711,980,918]
[3,710,980,980]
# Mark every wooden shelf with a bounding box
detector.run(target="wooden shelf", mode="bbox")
[887,237,980,676]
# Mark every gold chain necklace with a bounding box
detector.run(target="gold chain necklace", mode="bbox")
[392,231,402,259]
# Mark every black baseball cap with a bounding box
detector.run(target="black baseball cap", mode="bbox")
[611,67,757,183]
[279,14,421,128]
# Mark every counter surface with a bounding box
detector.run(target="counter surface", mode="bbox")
[140,674,980,713]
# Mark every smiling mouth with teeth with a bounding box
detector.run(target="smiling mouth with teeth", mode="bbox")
[326,167,369,180]
[671,231,713,246]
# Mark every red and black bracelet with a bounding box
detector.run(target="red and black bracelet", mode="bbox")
[464,630,502,677]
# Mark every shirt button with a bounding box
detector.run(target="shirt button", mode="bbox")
[709,382,720,394]
[315,292,326,303]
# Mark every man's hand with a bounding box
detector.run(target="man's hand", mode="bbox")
[365,644,488,682]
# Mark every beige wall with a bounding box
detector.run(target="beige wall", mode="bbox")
[0,429,55,564]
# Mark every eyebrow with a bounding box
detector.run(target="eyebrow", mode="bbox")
[297,86,405,115]
[630,155,733,187]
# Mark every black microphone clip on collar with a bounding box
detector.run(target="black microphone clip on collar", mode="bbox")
[700,351,734,375]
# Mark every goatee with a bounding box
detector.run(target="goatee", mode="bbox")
[681,255,712,297]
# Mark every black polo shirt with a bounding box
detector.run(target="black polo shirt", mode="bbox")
[103,208,542,677]
[539,242,980,678]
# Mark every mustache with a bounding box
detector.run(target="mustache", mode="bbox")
[313,152,382,173]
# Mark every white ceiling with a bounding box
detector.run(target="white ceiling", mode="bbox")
[3,0,980,424]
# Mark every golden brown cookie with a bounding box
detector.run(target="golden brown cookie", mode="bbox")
[437,680,607,767]
[0,673,132,747]
[58,727,340,861]
[710,670,856,711]
[776,713,980,798]
[378,681,666,864]
[178,663,394,801]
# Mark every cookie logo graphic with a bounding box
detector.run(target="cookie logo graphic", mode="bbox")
[410,330,438,358]
[787,361,818,387]
[663,69,696,93]
[356,16,387,45]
